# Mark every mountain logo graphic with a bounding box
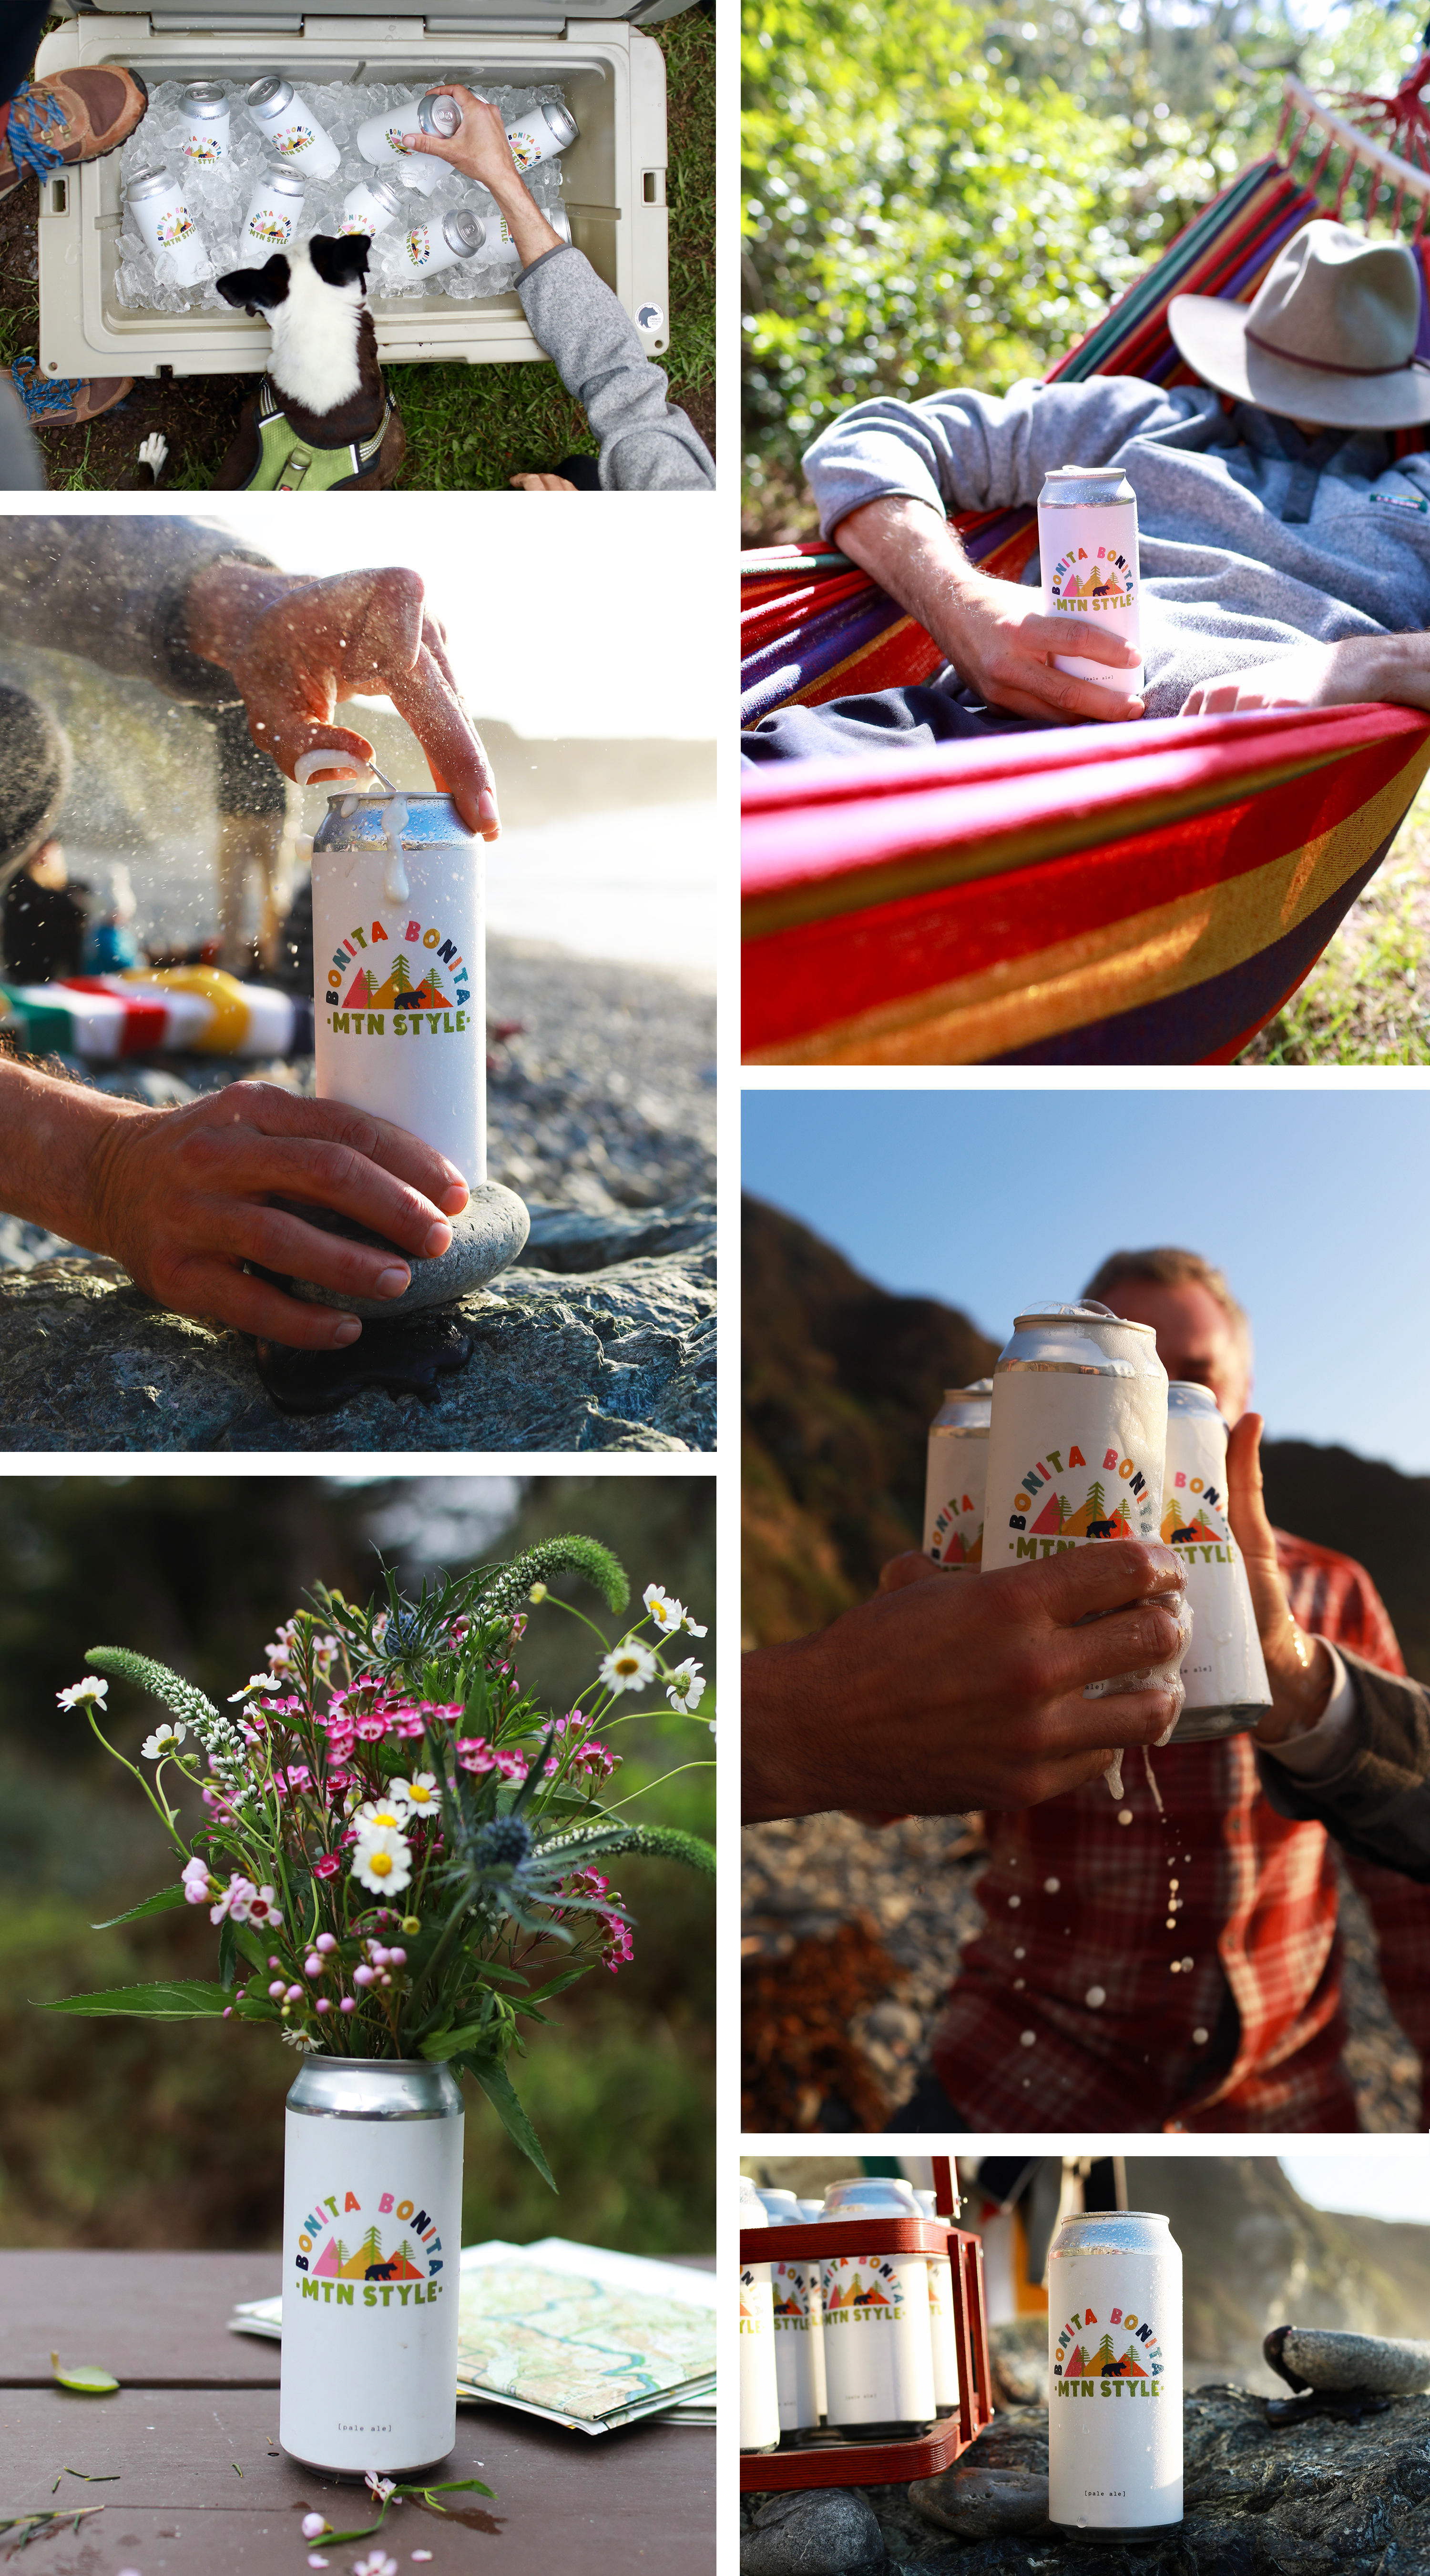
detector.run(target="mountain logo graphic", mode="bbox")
[1053,2304,1163,2381]
[822,2258,903,2314]
[310,2224,427,2283]
[1050,544,1136,606]
[931,1498,983,1565]
[325,915,472,1037]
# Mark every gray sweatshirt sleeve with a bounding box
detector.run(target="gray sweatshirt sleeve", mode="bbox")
[0,515,278,702]
[801,376,1217,540]
[515,244,715,491]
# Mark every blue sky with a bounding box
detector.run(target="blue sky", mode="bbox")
[741,1089,1430,1474]
[1281,2150,1429,2224]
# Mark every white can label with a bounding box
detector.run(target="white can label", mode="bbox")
[1163,1412,1271,1712]
[771,2260,821,2430]
[925,2250,960,2410]
[985,1372,1166,1565]
[312,838,485,1187]
[818,2251,936,2427]
[280,2107,462,2474]
[923,1430,987,1568]
[1040,498,1143,703]
[1049,2251,1182,2528]
[739,2262,781,2449]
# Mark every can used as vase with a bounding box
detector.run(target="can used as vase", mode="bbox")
[311,791,485,1187]
[281,2057,464,2477]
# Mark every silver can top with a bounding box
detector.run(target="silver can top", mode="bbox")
[253,166,306,202]
[246,75,294,114]
[126,166,180,202]
[182,82,229,112]
[539,101,580,148]
[1166,1379,1223,1420]
[914,2186,963,2222]
[1050,2208,1174,2258]
[352,176,405,217]
[287,2056,463,2120]
[419,90,463,137]
[1039,465,1135,507]
[442,209,486,257]
[740,2173,769,2228]
[930,1383,993,1432]
[314,791,474,854]
[819,2176,920,2219]
[796,2199,824,2221]
[754,2187,802,2221]
[996,1298,1161,1381]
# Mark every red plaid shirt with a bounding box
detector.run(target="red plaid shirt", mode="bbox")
[929,1531,1421,2131]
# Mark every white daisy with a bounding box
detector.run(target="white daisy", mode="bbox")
[598,1640,657,1695]
[352,1796,409,1837]
[227,1673,286,1704]
[352,1826,412,1896]
[391,1772,441,1820]
[140,1723,187,1759]
[642,1585,684,1635]
[56,1677,108,1711]
[664,1659,705,1714]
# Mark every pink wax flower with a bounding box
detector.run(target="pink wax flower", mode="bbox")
[245,1886,283,1929]
[209,1872,257,1926]
[313,1852,342,1880]
[181,1855,213,1906]
[492,1749,528,1784]
[354,1714,388,1743]
[602,1917,635,1974]
[390,1711,427,1742]
[456,1737,494,1773]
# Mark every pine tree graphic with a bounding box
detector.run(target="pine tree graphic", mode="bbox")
[391,953,413,994]
[1087,1480,1105,1518]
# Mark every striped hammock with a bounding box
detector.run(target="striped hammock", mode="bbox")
[741,108,1430,1063]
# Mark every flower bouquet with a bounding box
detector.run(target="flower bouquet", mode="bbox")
[46,1533,714,2478]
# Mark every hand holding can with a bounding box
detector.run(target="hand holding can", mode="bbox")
[1039,466,1144,708]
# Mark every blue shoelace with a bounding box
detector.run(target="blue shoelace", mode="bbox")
[10,355,90,421]
[6,87,69,182]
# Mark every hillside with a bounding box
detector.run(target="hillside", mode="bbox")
[742,1196,1430,1676]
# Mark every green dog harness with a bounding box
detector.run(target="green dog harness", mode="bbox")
[243,378,395,490]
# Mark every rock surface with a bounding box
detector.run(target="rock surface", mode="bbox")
[908,2463,1050,2539]
[740,2389,1430,2575]
[742,2489,886,2574]
[1268,2327,1430,2396]
[0,1217,715,1451]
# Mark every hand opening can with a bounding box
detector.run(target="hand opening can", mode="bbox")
[739,2176,781,2453]
[754,2187,824,2441]
[1162,1381,1272,1740]
[280,2058,463,2478]
[1049,2208,1182,2538]
[923,1379,992,1568]
[817,2178,936,2439]
[983,1301,1168,1568]
[1039,466,1143,707]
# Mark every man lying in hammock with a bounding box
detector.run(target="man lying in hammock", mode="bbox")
[743,218,1430,761]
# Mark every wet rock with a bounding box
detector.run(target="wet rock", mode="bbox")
[283,1183,530,1319]
[742,2488,885,2574]
[909,2463,1050,2537]
[1266,2327,1430,2397]
[0,1220,715,1451]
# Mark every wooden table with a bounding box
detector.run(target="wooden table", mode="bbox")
[0,2251,714,2575]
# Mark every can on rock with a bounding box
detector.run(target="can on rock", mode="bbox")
[740,2176,781,2454]
[1038,466,1143,707]
[1048,2209,1182,2538]
[983,1301,1168,1569]
[311,791,485,1188]
[817,2178,937,2440]
[754,2187,824,2441]
[913,2190,961,2418]
[922,1380,992,1568]
[1163,1381,1272,1741]
[280,2058,463,2478]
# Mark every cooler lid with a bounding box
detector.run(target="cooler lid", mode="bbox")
[69,0,686,23]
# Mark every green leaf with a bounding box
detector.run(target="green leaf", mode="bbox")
[419,2023,492,2062]
[516,1965,593,2009]
[460,2057,557,2191]
[38,1981,232,2021]
[51,2353,120,2395]
[217,1915,238,1993]
[90,1884,187,1931]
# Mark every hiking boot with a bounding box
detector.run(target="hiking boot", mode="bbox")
[0,67,149,201]
[10,355,133,430]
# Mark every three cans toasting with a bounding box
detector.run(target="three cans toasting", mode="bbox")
[923,1302,1271,1738]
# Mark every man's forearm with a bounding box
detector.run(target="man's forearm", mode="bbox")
[477,169,562,268]
[832,496,986,654]
[0,1056,141,1253]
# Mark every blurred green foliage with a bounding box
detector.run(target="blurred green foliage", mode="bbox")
[0,1475,713,2254]
[742,0,1430,534]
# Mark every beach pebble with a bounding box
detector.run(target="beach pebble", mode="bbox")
[742,2490,885,2574]
[282,1182,530,1318]
[1265,2325,1430,2394]
[909,2463,1050,2538]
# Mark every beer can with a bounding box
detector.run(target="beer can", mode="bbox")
[505,100,580,171]
[124,167,208,287]
[797,2199,825,2221]
[1038,466,1143,707]
[280,2058,463,2478]
[311,791,485,1187]
[239,166,304,259]
[401,210,488,277]
[817,2178,937,2439]
[341,176,406,240]
[1163,1382,1272,1742]
[923,1379,992,1569]
[913,2189,961,2418]
[487,203,572,267]
[983,1301,1167,1568]
[754,2188,823,2440]
[179,82,231,165]
[739,2176,781,2454]
[245,75,341,180]
[355,88,460,188]
[1048,2209,1182,2537]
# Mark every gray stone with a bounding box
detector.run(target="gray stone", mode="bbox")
[1268,2328,1430,2396]
[743,2488,885,2574]
[908,2463,1050,2538]
[283,1184,531,1319]
[0,1219,714,1451]
[518,1196,715,1274]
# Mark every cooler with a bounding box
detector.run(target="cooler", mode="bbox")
[34,0,683,380]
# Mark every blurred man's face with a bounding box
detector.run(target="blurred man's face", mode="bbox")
[1097,1276,1251,1422]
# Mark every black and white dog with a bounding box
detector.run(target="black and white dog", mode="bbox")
[213,232,405,490]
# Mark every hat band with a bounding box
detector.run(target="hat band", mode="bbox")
[1244,323,1414,379]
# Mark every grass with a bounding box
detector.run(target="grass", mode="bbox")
[5,8,714,490]
[1237,779,1430,1065]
